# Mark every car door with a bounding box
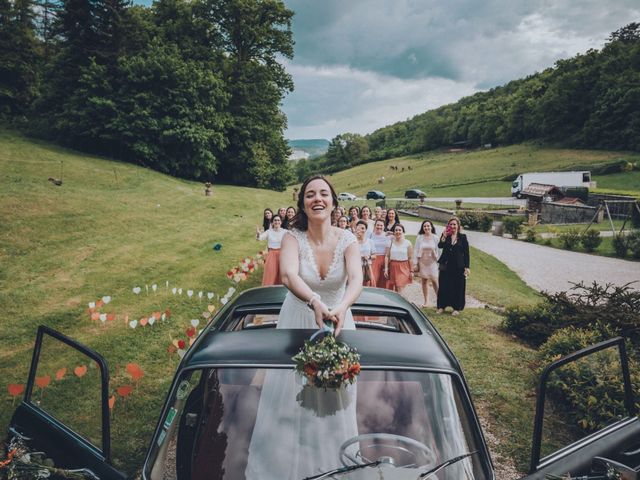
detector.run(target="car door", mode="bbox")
[522,337,640,479]
[9,325,126,480]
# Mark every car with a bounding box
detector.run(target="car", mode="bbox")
[404,189,426,199]
[337,192,357,201]
[366,190,385,200]
[7,287,640,479]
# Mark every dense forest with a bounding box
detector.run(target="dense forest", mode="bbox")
[297,23,640,180]
[0,0,294,190]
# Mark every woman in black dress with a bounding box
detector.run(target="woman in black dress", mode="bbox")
[436,217,470,316]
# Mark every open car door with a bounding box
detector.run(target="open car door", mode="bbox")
[8,325,126,480]
[524,337,640,479]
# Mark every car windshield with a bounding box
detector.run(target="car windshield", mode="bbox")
[146,368,488,480]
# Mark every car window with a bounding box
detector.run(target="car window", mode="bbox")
[146,368,489,480]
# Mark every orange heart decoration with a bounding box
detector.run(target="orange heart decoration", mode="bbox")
[109,395,116,410]
[125,363,144,381]
[8,384,24,397]
[107,313,116,322]
[167,344,176,354]
[186,327,196,338]
[164,309,171,318]
[140,317,148,327]
[35,375,51,389]
[152,311,161,320]
[74,365,88,378]
[91,312,100,321]
[55,368,67,381]
[96,299,104,308]
[117,385,133,398]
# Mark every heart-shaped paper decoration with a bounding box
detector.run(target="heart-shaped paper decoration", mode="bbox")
[165,309,171,318]
[191,319,200,328]
[35,375,51,389]
[152,311,161,320]
[148,317,155,326]
[117,385,133,398]
[102,295,111,304]
[8,384,24,397]
[203,311,211,319]
[228,287,236,295]
[221,297,228,305]
[177,349,186,359]
[88,301,96,309]
[99,313,107,323]
[172,339,180,348]
[152,284,157,292]
[126,363,144,381]
[74,365,87,378]
[172,287,177,294]
[207,292,214,300]
[129,320,138,329]
[178,288,183,295]
[207,305,215,313]
[133,287,141,294]
[189,337,195,346]
[140,317,148,327]
[107,313,116,322]
[177,339,186,350]
[96,299,104,308]
[186,327,196,338]
[167,344,176,354]
[161,313,166,321]
[91,312,100,321]
[187,290,194,298]
[55,368,67,381]
[109,395,116,410]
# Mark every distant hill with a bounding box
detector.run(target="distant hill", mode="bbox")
[288,139,329,160]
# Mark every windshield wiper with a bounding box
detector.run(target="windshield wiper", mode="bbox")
[303,459,382,480]
[417,450,478,479]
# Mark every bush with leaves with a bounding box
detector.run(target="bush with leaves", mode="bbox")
[628,230,640,259]
[558,228,581,250]
[524,227,538,243]
[503,216,524,238]
[613,234,628,257]
[580,229,602,252]
[458,211,492,232]
[537,326,640,432]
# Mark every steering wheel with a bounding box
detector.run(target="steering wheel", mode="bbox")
[339,433,436,469]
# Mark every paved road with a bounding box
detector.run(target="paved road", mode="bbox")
[426,197,526,207]
[403,220,640,293]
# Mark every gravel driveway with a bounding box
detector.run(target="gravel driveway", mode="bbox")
[403,220,640,293]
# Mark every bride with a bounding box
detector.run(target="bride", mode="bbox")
[245,175,363,479]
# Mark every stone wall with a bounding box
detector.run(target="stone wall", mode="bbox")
[416,205,456,223]
[540,202,601,224]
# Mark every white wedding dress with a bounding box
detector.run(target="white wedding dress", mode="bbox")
[245,228,359,480]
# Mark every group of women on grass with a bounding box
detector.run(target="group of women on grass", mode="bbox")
[256,182,470,315]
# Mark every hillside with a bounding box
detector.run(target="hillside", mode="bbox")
[320,143,640,198]
[288,138,330,159]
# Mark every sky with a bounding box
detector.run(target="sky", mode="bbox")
[281,0,639,140]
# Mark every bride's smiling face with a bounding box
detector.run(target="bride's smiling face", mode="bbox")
[303,179,334,221]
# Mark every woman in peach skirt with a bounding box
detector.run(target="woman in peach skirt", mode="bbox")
[370,219,390,288]
[256,215,286,285]
[384,223,413,295]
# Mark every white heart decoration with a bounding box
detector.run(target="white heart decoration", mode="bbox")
[88,302,96,309]
[221,297,228,305]
[161,313,166,321]
[177,349,186,359]
[148,317,155,326]
[102,295,111,304]
[129,320,138,329]
[152,284,157,292]
[172,287,177,294]
[198,291,203,299]
[99,313,107,322]
[191,319,200,328]
[187,290,194,298]
[207,292,214,300]
[178,288,183,295]
[228,287,236,295]
[133,287,141,294]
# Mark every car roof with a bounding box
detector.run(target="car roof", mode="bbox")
[184,286,461,374]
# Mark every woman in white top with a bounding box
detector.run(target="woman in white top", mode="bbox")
[370,219,390,288]
[256,215,286,285]
[360,205,375,236]
[355,220,375,286]
[413,220,440,307]
[384,223,413,295]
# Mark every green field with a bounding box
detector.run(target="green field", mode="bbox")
[316,144,640,198]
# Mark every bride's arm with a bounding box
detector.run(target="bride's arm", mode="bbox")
[330,241,363,336]
[280,233,331,328]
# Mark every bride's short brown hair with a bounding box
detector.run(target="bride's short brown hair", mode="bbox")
[290,175,338,231]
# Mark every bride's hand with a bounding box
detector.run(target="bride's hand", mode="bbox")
[327,305,346,336]
[313,300,332,330]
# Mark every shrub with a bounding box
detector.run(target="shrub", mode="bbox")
[524,228,537,243]
[628,230,640,259]
[558,228,581,250]
[503,216,524,238]
[580,230,602,252]
[612,234,628,257]
[458,211,492,232]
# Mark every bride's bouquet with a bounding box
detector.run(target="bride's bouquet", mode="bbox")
[293,333,361,390]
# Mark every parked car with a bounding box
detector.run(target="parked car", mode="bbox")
[366,190,386,200]
[337,192,357,201]
[7,287,639,479]
[404,189,426,199]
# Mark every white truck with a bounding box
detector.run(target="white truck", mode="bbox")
[511,171,592,197]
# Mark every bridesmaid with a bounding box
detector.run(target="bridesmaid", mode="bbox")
[370,219,390,288]
[283,206,296,229]
[337,215,350,231]
[360,205,374,236]
[256,215,286,285]
[355,220,375,286]
[384,223,413,295]
[413,220,440,307]
[348,206,360,232]
[436,217,470,316]
[262,208,273,232]
[384,208,399,234]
